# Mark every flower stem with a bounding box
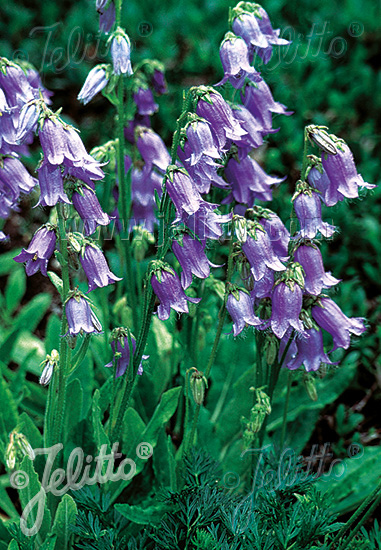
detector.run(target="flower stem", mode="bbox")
[51,204,71,449]
[280,371,293,449]
[116,75,139,330]
[300,127,310,182]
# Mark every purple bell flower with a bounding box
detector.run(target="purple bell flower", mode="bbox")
[72,186,110,236]
[232,104,274,157]
[321,143,374,205]
[111,31,133,75]
[105,335,148,377]
[270,281,304,339]
[16,101,40,144]
[165,166,217,218]
[133,88,158,115]
[0,156,37,196]
[136,126,171,173]
[224,156,285,205]
[183,205,232,241]
[294,243,340,296]
[151,266,201,321]
[293,189,336,239]
[232,12,269,49]
[241,81,293,132]
[152,68,167,95]
[251,5,291,64]
[14,225,56,276]
[78,65,109,105]
[37,163,71,207]
[251,267,274,299]
[124,114,151,143]
[65,293,102,336]
[312,297,366,351]
[99,1,115,34]
[227,289,262,336]
[80,244,122,292]
[185,119,220,166]
[0,62,36,107]
[172,233,218,289]
[283,328,336,372]
[177,142,228,195]
[258,212,289,259]
[308,166,332,206]
[25,67,53,105]
[242,227,286,281]
[217,32,261,89]
[196,89,246,150]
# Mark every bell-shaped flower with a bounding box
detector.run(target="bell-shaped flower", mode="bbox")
[36,163,71,207]
[241,81,293,131]
[227,288,263,336]
[72,186,110,236]
[78,65,109,105]
[172,232,218,289]
[270,280,304,339]
[105,330,148,377]
[14,224,56,276]
[136,126,171,173]
[184,118,220,165]
[98,1,115,34]
[321,142,375,205]
[282,328,336,372]
[183,205,232,241]
[151,264,201,321]
[152,68,167,95]
[196,87,246,150]
[258,211,289,259]
[111,29,133,75]
[308,166,332,206]
[224,156,285,205]
[251,267,274,299]
[232,104,275,157]
[177,142,228,195]
[165,166,217,218]
[232,12,269,49]
[133,87,158,115]
[293,187,336,239]
[0,156,37,197]
[251,5,291,64]
[80,243,122,292]
[16,101,40,144]
[294,243,340,295]
[242,224,286,281]
[65,292,102,336]
[0,61,36,107]
[217,32,261,89]
[312,297,366,351]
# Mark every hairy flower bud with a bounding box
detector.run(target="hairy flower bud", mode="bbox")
[189,368,208,405]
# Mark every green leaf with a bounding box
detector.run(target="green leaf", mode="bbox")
[111,387,181,502]
[316,445,381,515]
[7,540,18,550]
[64,379,84,443]
[51,494,77,550]
[0,249,22,276]
[0,519,11,546]
[114,502,166,526]
[0,372,19,435]
[47,272,63,298]
[91,389,110,451]
[121,408,146,457]
[18,456,52,543]
[5,268,26,315]
[0,484,19,519]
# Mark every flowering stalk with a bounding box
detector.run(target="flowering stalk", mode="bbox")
[49,204,71,450]
[116,75,139,329]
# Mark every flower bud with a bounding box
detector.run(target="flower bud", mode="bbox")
[132,226,155,262]
[264,334,279,366]
[6,431,35,469]
[234,215,247,243]
[303,373,318,401]
[189,368,208,405]
[39,349,59,386]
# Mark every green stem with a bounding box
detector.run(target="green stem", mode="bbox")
[280,371,293,449]
[300,126,309,181]
[116,76,138,331]
[337,490,381,550]
[68,334,91,376]
[51,205,71,449]
[328,482,381,549]
[186,403,201,452]
[115,0,122,26]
